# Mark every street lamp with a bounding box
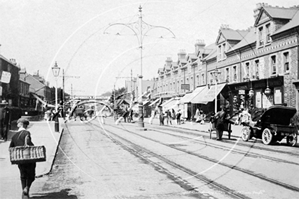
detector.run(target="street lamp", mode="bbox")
[52,61,60,132]
[104,5,175,128]
[52,62,60,111]
[212,69,221,113]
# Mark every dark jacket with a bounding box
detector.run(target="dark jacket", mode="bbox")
[9,130,34,147]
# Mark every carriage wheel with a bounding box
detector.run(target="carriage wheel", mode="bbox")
[262,128,273,145]
[241,127,251,142]
[287,133,298,147]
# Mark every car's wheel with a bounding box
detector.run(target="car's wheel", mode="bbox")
[287,133,298,147]
[262,128,273,145]
[241,127,251,142]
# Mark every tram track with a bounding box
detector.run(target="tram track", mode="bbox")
[98,124,299,192]
[154,124,299,157]
[147,127,298,166]
[88,122,251,199]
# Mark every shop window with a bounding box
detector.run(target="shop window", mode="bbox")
[283,51,290,73]
[271,55,277,75]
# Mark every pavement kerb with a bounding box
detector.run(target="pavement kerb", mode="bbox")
[35,118,65,178]
[144,117,243,139]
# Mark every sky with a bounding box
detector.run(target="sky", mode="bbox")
[0,0,298,96]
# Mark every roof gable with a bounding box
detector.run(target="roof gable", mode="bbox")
[216,28,249,44]
[272,10,299,35]
[227,27,256,53]
[255,6,298,26]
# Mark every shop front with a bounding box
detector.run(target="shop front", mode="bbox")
[226,76,284,115]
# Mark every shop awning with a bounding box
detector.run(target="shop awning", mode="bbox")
[149,98,161,106]
[191,83,226,104]
[180,92,193,104]
[162,97,180,110]
[32,93,55,108]
[180,86,206,103]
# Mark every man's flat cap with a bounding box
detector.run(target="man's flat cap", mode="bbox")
[17,118,30,125]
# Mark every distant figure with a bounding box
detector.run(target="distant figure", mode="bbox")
[165,109,172,125]
[149,108,156,124]
[240,108,251,125]
[176,109,182,125]
[194,108,200,122]
[158,106,164,125]
[214,106,226,140]
[0,102,10,141]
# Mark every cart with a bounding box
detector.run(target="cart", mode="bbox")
[209,120,232,139]
[241,105,298,146]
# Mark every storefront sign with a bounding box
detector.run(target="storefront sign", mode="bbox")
[255,91,261,108]
[238,90,245,95]
[274,87,282,104]
[181,84,190,91]
[0,71,11,83]
[0,86,2,96]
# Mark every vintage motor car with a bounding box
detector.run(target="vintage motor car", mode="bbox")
[241,105,298,146]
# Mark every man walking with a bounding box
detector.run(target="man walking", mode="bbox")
[9,118,36,198]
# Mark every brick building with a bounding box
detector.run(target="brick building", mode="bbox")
[153,3,299,117]
[0,56,20,107]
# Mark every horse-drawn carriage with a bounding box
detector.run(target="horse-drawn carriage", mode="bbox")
[241,105,298,146]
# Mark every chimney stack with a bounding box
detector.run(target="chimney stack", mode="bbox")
[165,57,172,66]
[178,49,186,60]
[195,40,205,55]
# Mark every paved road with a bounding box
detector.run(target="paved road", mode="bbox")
[27,117,298,199]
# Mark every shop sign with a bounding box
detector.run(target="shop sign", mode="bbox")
[255,91,261,108]
[235,85,248,90]
[238,90,245,95]
[0,71,11,83]
[274,87,282,104]
[181,84,190,91]
[0,86,2,96]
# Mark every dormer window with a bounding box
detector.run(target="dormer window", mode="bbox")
[258,27,264,46]
[218,43,226,61]
[265,23,271,44]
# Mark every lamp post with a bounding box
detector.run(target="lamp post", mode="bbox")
[212,69,221,113]
[104,5,175,128]
[52,62,60,132]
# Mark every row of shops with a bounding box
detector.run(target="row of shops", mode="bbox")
[151,75,297,120]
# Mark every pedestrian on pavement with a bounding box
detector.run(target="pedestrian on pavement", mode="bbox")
[214,106,226,140]
[158,106,164,125]
[194,108,200,122]
[165,109,172,125]
[148,107,156,124]
[176,109,182,125]
[9,118,36,198]
[0,101,10,141]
